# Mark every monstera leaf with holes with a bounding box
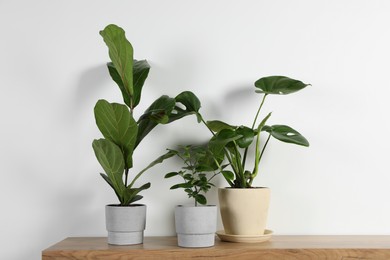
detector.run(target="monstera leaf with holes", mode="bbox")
[93,24,203,206]
[203,75,310,188]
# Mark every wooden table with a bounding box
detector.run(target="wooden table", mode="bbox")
[42,236,390,259]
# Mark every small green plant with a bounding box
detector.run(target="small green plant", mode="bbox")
[201,76,310,188]
[92,24,202,206]
[164,145,221,206]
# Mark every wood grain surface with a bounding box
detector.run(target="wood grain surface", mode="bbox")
[42,236,390,260]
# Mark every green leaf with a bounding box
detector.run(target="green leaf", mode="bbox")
[235,126,255,148]
[164,172,179,178]
[123,182,151,205]
[207,120,235,133]
[107,59,150,109]
[169,91,202,123]
[133,59,150,108]
[263,125,309,147]
[100,24,133,97]
[209,129,243,162]
[107,62,131,107]
[221,170,234,181]
[136,95,176,147]
[194,194,207,205]
[92,139,125,201]
[170,183,193,190]
[128,150,176,188]
[255,76,309,95]
[94,100,138,168]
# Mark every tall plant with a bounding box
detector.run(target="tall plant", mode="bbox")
[202,76,310,188]
[92,24,202,205]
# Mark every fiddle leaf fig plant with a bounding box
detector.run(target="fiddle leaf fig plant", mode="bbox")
[164,145,221,206]
[93,24,202,206]
[205,76,310,188]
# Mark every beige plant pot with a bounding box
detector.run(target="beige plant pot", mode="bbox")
[218,187,270,235]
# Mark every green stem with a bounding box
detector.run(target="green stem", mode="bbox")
[251,94,268,129]
[250,133,271,185]
[242,94,268,171]
[124,168,129,187]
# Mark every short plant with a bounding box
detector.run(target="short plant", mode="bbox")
[202,76,310,188]
[92,24,202,206]
[164,145,221,206]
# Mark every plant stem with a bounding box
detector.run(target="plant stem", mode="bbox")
[242,94,268,172]
[250,133,271,185]
[251,94,268,129]
[124,168,129,187]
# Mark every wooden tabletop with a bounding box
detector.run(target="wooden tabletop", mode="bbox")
[42,236,390,260]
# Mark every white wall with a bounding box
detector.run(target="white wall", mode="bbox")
[1,0,390,259]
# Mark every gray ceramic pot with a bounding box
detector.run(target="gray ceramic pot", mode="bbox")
[174,205,217,248]
[105,204,146,245]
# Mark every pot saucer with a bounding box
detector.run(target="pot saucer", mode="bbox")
[216,229,273,243]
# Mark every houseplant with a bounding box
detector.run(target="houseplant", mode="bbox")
[164,145,221,247]
[203,76,310,239]
[93,24,202,245]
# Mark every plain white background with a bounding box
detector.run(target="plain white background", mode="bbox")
[1,0,390,259]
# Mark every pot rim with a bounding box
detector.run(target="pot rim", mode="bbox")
[106,204,146,207]
[176,204,216,208]
[219,187,269,189]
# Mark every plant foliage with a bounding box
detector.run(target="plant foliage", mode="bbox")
[93,24,201,205]
[164,145,222,206]
[202,76,310,188]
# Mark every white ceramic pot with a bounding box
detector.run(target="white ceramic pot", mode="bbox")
[218,187,270,235]
[105,204,146,245]
[175,205,217,248]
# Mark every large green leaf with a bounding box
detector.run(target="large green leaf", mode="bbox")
[107,59,150,109]
[255,76,309,95]
[135,95,176,147]
[207,120,235,133]
[123,182,151,205]
[100,24,134,97]
[133,59,150,108]
[169,91,202,123]
[263,125,309,147]
[209,129,243,162]
[94,99,138,168]
[107,62,131,107]
[92,139,125,199]
[235,126,255,148]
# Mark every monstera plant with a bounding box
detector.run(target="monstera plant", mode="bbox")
[203,75,310,239]
[206,76,310,188]
[92,24,202,245]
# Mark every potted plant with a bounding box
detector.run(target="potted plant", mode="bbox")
[164,145,221,247]
[201,76,310,241]
[93,24,202,245]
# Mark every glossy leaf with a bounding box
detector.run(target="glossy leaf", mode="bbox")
[107,59,150,109]
[92,139,125,199]
[235,126,255,148]
[169,91,202,123]
[207,120,235,133]
[194,194,207,205]
[164,172,179,178]
[94,100,138,168]
[255,76,309,95]
[136,95,176,147]
[133,59,150,108]
[100,24,133,97]
[107,62,131,107]
[123,182,151,205]
[221,170,234,181]
[170,183,193,190]
[263,125,309,147]
[209,129,242,162]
